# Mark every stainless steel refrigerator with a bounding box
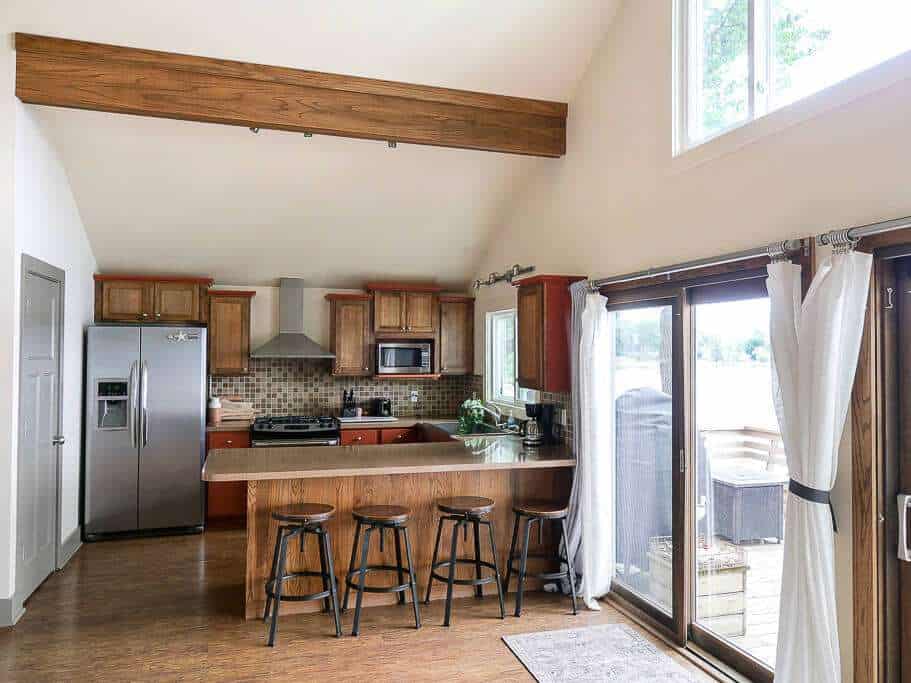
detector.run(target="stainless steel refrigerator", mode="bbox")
[84,325,206,539]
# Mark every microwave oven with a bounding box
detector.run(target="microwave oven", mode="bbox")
[376,342,432,375]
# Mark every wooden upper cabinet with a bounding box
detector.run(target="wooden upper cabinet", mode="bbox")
[95,275,212,323]
[154,281,200,322]
[374,291,405,333]
[208,291,254,376]
[439,296,474,375]
[99,280,154,321]
[404,292,435,333]
[515,275,584,393]
[367,283,442,336]
[327,294,373,376]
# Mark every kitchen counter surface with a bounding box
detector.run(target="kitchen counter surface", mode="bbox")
[203,436,574,482]
[337,416,455,430]
[206,419,254,432]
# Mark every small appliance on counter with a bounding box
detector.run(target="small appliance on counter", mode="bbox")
[523,403,556,447]
[341,389,358,418]
[372,397,393,417]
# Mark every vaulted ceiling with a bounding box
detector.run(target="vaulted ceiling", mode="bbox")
[14,0,619,287]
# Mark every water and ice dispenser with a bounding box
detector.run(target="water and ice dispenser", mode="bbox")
[95,379,129,430]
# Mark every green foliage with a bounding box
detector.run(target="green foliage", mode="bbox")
[458,398,485,435]
[700,1,832,135]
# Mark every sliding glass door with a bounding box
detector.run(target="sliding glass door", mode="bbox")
[609,297,685,637]
[687,281,783,678]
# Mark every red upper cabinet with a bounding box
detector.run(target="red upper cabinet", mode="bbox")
[514,275,584,393]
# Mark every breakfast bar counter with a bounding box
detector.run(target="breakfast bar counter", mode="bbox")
[202,433,575,620]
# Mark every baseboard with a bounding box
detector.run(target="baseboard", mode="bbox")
[0,596,25,628]
[58,526,82,570]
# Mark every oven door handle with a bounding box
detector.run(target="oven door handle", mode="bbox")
[251,438,340,448]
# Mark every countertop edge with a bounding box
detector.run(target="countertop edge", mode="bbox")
[202,458,575,482]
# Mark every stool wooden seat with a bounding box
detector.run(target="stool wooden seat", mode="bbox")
[436,496,495,516]
[425,496,505,626]
[263,503,341,646]
[512,501,568,519]
[504,501,577,617]
[272,503,335,524]
[352,504,411,524]
[343,506,420,636]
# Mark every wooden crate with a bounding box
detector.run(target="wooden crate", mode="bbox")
[647,536,748,637]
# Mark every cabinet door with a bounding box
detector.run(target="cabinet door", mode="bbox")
[374,291,405,333]
[206,431,250,524]
[340,429,380,446]
[100,280,153,321]
[209,295,251,376]
[333,299,372,376]
[380,427,418,444]
[517,283,545,390]
[440,300,473,375]
[404,292,436,333]
[154,281,200,322]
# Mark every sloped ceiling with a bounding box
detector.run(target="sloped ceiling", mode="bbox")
[14,0,620,287]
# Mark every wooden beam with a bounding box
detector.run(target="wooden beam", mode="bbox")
[15,33,567,157]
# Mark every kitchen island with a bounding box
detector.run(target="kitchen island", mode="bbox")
[202,429,575,620]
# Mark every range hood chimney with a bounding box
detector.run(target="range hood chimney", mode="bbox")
[251,278,335,359]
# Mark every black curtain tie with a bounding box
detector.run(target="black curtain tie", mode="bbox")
[788,478,837,533]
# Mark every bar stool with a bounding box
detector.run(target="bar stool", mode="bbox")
[263,503,342,646]
[424,496,505,626]
[342,505,421,636]
[504,501,577,617]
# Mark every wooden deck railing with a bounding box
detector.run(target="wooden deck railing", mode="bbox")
[700,427,786,473]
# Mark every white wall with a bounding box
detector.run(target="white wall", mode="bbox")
[14,103,97,554]
[471,1,911,677]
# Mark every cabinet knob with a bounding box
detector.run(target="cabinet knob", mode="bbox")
[155,312,162,319]
[355,436,363,441]
[363,366,368,371]
[396,434,404,440]
[225,440,233,446]
[243,366,248,372]
[141,312,149,319]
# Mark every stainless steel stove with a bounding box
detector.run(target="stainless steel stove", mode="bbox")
[251,415,341,448]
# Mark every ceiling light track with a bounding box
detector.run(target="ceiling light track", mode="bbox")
[473,264,535,289]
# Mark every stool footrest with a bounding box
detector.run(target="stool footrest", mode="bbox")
[265,570,336,604]
[507,553,571,583]
[345,563,414,594]
[430,558,501,587]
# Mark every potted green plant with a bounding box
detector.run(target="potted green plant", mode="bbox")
[458,398,485,435]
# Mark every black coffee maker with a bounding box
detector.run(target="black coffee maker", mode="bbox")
[372,397,393,417]
[524,403,556,446]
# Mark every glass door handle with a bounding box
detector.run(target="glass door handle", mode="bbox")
[899,494,911,562]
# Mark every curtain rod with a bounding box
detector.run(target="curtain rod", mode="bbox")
[589,214,911,291]
[588,239,804,290]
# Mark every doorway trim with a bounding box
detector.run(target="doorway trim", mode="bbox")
[851,228,911,683]
[14,254,66,620]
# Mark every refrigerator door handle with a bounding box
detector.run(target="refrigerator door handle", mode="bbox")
[141,360,150,447]
[128,361,138,448]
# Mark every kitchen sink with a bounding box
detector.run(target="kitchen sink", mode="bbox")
[432,421,519,438]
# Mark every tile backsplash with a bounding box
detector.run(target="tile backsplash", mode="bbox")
[209,358,479,418]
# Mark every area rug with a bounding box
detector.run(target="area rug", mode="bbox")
[502,623,696,682]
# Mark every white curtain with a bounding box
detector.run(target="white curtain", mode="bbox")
[768,251,872,682]
[565,284,614,610]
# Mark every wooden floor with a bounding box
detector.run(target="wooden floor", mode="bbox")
[0,529,715,682]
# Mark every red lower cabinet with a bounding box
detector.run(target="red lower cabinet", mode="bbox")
[206,430,250,526]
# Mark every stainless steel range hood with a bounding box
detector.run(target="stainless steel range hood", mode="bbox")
[251,278,335,359]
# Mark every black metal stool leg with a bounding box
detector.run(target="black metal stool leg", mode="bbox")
[352,526,373,636]
[342,520,362,612]
[263,524,285,621]
[443,519,461,627]
[267,528,290,646]
[322,528,343,637]
[402,526,422,629]
[472,518,483,599]
[394,524,406,605]
[317,525,331,613]
[560,518,578,615]
[514,517,533,617]
[424,516,444,604]
[504,513,520,595]
[485,520,506,619]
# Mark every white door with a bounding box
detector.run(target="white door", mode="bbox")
[16,257,64,604]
